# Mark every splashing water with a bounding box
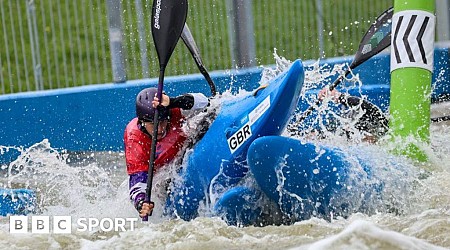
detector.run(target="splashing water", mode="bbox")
[1,54,450,249]
[1,140,129,219]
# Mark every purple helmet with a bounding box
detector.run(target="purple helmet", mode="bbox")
[136,88,170,121]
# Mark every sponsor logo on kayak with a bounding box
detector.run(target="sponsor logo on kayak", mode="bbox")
[249,96,270,125]
[9,216,138,234]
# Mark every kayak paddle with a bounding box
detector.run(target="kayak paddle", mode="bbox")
[145,0,188,221]
[296,7,393,123]
[181,24,217,97]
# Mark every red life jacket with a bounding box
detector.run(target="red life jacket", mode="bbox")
[124,108,187,175]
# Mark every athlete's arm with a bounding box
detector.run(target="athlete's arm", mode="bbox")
[338,94,389,136]
[318,87,389,137]
[168,93,209,110]
[128,171,154,217]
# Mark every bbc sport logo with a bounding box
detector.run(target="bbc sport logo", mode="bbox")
[10,216,138,234]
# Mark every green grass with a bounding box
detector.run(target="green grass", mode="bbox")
[0,0,392,94]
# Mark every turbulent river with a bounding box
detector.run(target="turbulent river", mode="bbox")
[1,56,449,250]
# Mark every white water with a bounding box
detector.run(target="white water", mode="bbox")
[1,54,449,250]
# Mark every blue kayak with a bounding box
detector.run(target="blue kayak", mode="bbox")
[167,59,305,220]
[246,136,387,222]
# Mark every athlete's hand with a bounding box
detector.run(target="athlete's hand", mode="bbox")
[318,87,341,102]
[152,93,170,107]
[138,201,154,218]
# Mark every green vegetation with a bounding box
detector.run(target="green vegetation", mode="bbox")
[0,0,392,94]
[1,0,111,93]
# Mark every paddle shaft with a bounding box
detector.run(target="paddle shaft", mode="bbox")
[144,68,165,220]
[144,0,188,221]
[181,25,217,96]
[295,7,393,124]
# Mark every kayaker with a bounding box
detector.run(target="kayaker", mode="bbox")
[124,87,209,218]
[317,87,389,142]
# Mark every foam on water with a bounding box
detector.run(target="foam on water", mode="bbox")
[1,52,449,249]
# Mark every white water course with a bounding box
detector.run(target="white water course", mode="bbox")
[1,53,449,250]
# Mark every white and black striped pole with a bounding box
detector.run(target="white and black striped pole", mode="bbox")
[390,1,435,161]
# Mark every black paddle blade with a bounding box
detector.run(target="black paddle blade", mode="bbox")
[351,7,393,69]
[151,0,188,68]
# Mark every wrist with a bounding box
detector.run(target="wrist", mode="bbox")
[134,193,146,211]
[136,200,145,211]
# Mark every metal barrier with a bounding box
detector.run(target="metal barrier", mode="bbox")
[1,0,112,93]
[1,0,449,94]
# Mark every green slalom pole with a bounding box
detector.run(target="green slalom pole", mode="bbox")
[389,1,435,161]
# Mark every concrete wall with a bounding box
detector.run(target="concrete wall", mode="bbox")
[1,47,448,163]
